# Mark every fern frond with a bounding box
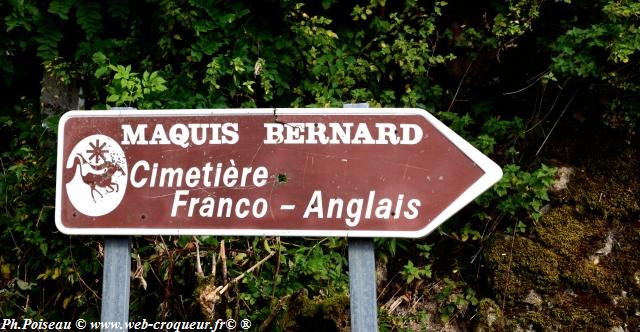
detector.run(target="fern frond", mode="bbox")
[75,1,102,39]
[48,0,74,20]
[35,20,63,60]
[107,0,129,21]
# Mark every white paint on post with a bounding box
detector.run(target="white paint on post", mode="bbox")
[344,103,378,331]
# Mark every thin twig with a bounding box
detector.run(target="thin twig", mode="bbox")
[408,293,424,313]
[1,158,9,214]
[305,237,329,259]
[258,293,292,332]
[132,253,148,290]
[525,79,568,134]
[377,272,400,300]
[271,237,281,299]
[220,240,228,285]
[439,309,462,332]
[501,220,518,312]
[68,242,100,300]
[211,252,217,278]
[446,61,473,113]
[502,69,549,95]
[215,250,276,296]
[193,236,204,278]
[535,89,578,156]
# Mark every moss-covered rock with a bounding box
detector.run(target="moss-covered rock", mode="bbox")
[485,235,560,303]
[474,298,504,332]
[280,289,349,331]
[535,206,596,257]
[483,143,640,331]
[556,147,640,221]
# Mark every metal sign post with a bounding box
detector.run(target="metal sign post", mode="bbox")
[343,103,378,331]
[348,238,377,330]
[101,237,131,332]
[99,107,133,332]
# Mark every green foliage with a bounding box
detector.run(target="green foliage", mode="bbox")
[549,0,640,136]
[0,104,102,320]
[48,0,73,20]
[374,238,409,259]
[481,164,556,225]
[35,21,63,60]
[450,222,482,242]
[437,101,526,156]
[551,1,640,76]
[75,1,102,39]
[436,101,549,235]
[437,278,479,323]
[106,65,168,108]
[128,236,349,325]
[400,260,432,284]
[491,0,541,49]
[92,52,168,108]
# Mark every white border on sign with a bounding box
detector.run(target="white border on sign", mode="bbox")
[55,108,502,238]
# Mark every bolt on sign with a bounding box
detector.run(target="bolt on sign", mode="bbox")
[55,108,502,237]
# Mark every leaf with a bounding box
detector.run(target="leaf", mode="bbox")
[63,296,73,309]
[106,94,120,102]
[107,0,129,21]
[1,264,10,279]
[76,1,103,39]
[46,114,61,134]
[233,252,247,265]
[94,66,109,78]
[177,236,190,248]
[52,267,61,280]
[423,265,433,278]
[17,279,31,290]
[92,52,107,64]
[48,0,72,20]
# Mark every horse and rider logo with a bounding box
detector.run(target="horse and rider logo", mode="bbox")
[65,134,128,217]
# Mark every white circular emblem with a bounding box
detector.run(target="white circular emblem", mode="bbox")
[65,134,127,217]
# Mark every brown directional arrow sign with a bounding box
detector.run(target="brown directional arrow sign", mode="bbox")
[55,108,502,237]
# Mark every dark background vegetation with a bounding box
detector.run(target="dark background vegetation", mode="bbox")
[1,0,638,330]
